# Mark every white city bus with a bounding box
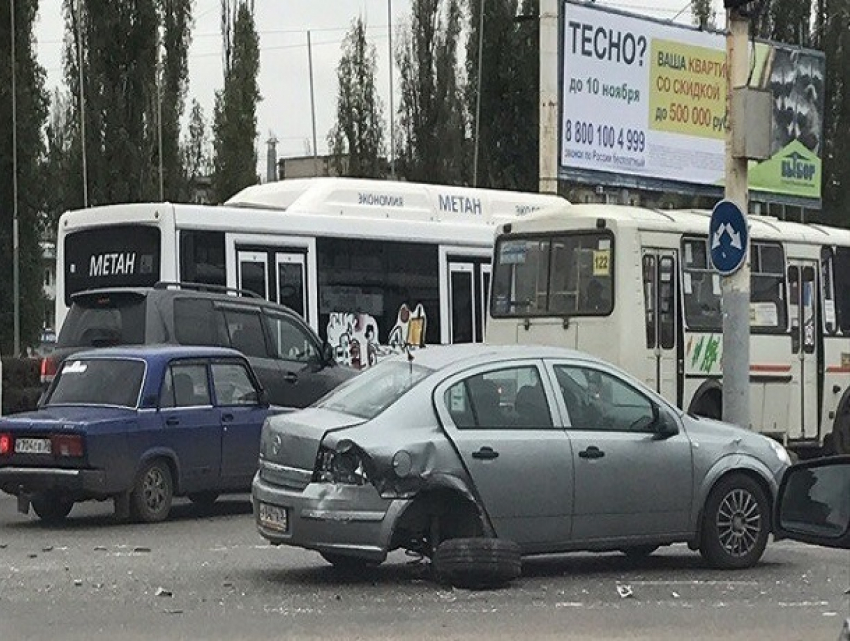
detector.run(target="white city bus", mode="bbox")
[55,177,566,369]
[486,202,850,454]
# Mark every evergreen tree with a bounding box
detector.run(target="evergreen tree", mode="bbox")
[211,0,260,203]
[158,0,193,201]
[466,0,538,191]
[328,17,387,178]
[181,99,211,201]
[62,0,161,206]
[396,0,468,184]
[0,0,50,351]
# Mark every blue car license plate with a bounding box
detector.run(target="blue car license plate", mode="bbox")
[258,503,288,532]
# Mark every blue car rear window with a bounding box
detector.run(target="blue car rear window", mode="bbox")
[47,359,146,408]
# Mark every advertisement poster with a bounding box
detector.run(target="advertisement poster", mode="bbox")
[559,2,824,202]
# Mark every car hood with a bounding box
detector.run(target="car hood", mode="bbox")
[0,406,138,430]
[260,407,365,471]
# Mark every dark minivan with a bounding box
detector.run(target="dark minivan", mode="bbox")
[44,282,356,408]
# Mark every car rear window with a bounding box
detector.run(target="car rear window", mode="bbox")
[57,293,147,348]
[46,358,146,408]
[318,360,433,419]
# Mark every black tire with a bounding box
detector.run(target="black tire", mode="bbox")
[131,459,174,523]
[832,406,850,455]
[620,545,659,558]
[320,552,380,571]
[699,474,770,570]
[31,493,74,523]
[692,393,722,420]
[188,491,220,509]
[433,538,522,590]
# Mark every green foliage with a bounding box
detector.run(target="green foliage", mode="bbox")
[758,0,812,45]
[1,357,42,415]
[159,0,194,201]
[328,17,387,178]
[181,98,211,201]
[816,0,850,225]
[61,0,161,206]
[691,0,716,29]
[396,0,469,184]
[0,0,49,354]
[466,0,539,191]
[211,0,260,203]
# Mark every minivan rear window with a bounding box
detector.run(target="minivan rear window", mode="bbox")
[57,293,147,348]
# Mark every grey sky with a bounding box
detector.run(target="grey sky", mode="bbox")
[32,0,723,174]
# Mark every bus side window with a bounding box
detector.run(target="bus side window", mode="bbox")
[642,255,656,349]
[822,247,837,335]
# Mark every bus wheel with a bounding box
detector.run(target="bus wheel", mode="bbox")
[832,407,850,455]
[692,393,721,421]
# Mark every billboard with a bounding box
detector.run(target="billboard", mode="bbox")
[559,2,825,204]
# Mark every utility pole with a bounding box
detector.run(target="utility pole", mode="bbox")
[472,0,484,187]
[76,0,88,207]
[722,7,751,429]
[156,26,164,201]
[307,30,319,177]
[387,0,395,179]
[11,0,20,356]
[538,0,558,195]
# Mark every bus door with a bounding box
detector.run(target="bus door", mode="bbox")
[447,257,490,343]
[237,251,268,299]
[275,253,307,318]
[788,262,819,440]
[641,249,682,406]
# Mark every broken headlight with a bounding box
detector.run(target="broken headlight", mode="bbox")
[313,441,369,486]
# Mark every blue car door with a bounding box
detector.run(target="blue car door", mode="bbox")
[159,360,222,491]
[211,359,268,488]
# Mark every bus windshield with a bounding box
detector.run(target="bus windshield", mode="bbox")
[492,233,614,317]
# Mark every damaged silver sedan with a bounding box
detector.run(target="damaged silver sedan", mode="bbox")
[252,345,791,588]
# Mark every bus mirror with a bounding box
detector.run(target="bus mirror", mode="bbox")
[775,458,850,549]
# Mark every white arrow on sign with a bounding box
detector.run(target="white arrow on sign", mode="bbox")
[711,223,743,251]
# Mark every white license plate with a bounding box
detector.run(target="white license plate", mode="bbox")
[15,438,52,455]
[258,503,289,532]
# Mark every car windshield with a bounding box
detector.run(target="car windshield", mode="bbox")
[317,360,433,419]
[46,358,146,408]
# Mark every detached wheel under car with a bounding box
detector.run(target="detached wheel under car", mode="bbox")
[31,493,74,523]
[131,459,174,523]
[433,538,522,590]
[699,473,770,570]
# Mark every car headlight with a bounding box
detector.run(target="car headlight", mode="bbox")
[768,439,791,466]
[313,441,369,486]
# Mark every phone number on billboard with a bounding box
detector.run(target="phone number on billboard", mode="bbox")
[563,120,646,153]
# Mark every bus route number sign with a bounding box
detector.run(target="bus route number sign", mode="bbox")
[709,200,749,276]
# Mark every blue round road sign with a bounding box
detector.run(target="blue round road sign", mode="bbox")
[709,200,748,276]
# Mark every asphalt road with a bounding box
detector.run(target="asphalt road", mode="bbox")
[0,493,848,641]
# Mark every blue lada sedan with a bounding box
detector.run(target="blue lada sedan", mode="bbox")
[0,346,282,523]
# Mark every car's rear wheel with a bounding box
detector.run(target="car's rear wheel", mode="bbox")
[620,545,659,558]
[433,538,522,590]
[31,493,74,523]
[131,459,173,523]
[188,491,219,509]
[699,474,769,569]
[320,552,380,571]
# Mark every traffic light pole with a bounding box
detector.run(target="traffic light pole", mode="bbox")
[722,10,751,429]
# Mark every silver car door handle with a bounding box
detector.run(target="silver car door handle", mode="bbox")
[579,446,605,460]
[472,446,499,460]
